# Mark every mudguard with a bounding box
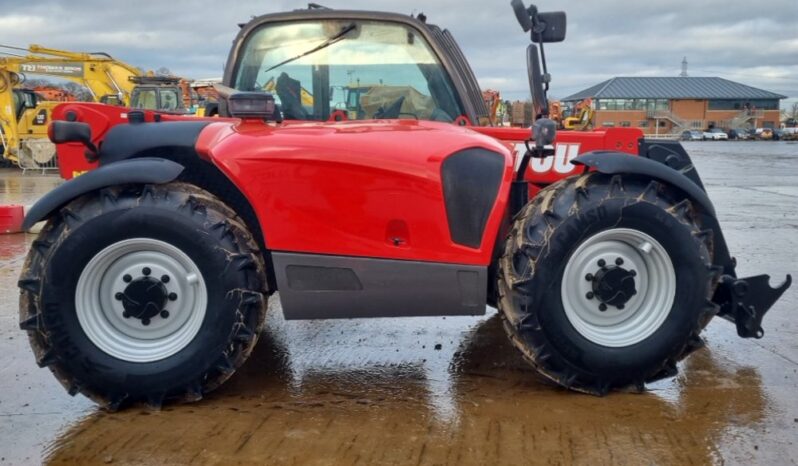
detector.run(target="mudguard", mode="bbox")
[98,121,211,165]
[572,150,715,217]
[22,158,184,230]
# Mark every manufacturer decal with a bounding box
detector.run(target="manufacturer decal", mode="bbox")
[514,142,581,174]
[20,62,84,78]
[34,110,47,125]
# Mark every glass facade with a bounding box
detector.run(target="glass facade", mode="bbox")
[595,99,669,111]
[707,99,779,110]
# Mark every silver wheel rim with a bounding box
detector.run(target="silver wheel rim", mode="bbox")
[76,238,208,363]
[560,228,676,347]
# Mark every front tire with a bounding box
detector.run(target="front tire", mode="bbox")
[18,182,268,409]
[498,174,718,395]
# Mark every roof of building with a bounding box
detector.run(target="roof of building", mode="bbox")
[562,77,787,101]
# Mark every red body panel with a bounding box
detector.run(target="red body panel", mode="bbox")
[205,119,515,266]
[50,102,644,267]
[51,103,216,179]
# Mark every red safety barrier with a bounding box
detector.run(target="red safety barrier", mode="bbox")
[0,205,24,233]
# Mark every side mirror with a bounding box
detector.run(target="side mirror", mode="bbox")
[511,0,533,32]
[526,45,548,119]
[532,12,566,43]
[510,1,567,43]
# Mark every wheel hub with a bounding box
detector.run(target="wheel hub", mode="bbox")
[118,276,169,325]
[591,264,637,309]
[561,228,676,348]
[76,238,207,363]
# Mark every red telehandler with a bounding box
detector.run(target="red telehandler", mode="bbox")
[19,1,790,409]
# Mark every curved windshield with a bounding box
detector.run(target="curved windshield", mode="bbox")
[233,20,464,122]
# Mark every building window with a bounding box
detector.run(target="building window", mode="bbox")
[763,121,775,128]
[638,121,649,127]
[620,121,631,127]
[658,120,667,127]
[708,99,779,111]
[602,122,615,127]
[691,121,702,129]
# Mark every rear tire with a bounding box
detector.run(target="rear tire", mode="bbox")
[18,182,268,409]
[498,174,719,395]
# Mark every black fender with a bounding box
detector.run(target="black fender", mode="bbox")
[572,149,731,271]
[23,158,184,230]
[572,150,715,217]
[98,120,211,165]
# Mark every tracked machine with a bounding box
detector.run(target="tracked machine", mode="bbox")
[19,1,790,409]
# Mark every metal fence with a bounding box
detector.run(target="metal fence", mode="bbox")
[17,139,59,174]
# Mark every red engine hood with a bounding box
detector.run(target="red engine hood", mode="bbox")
[196,118,513,167]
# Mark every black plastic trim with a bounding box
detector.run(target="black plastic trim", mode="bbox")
[98,121,211,166]
[273,252,487,319]
[441,148,505,248]
[22,158,184,230]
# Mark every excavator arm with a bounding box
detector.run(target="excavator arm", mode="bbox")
[0,44,143,105]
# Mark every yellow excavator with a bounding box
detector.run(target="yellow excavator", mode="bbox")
[561,98,594,130]
[0,44,186,165]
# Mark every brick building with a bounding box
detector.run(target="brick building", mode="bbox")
[562,77,785,133]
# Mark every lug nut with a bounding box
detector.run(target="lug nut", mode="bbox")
[122,311,131,318]
[617,304,625,310]
[160,310,170,319]
[123,274,132,283]
[599,303,607,312]
[616,257,624,265]
[115,292,124,301]
[142,267,151,276]
[585,273,594,281]
[630,270,637,277]
[597,259,606,267]
[168,292,178,301]
[142,318,151,326]
[161,275,170,283]
[586,291,594,299]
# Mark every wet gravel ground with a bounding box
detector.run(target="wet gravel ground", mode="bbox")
[0,140,796,465]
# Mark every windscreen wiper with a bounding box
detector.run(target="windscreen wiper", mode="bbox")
[263,23,357,73]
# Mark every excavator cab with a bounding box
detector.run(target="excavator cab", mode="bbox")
[12,89,38,121]
[128,76,186,112]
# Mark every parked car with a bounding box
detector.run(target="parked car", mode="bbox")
[681,130,703,141]
[728,128,750,140]
[780,128,798,141]
[757,128,774,140]
[703,128,729,140]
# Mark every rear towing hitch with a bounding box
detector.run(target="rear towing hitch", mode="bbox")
[715,274,792,338]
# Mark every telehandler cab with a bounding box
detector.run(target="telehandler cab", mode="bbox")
[19,1,790,409]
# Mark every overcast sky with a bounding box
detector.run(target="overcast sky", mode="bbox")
[1,0,796,109]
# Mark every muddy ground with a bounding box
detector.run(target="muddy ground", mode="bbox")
[0,141,796,465]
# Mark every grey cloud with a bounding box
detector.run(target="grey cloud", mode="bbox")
[1,0,795,107]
